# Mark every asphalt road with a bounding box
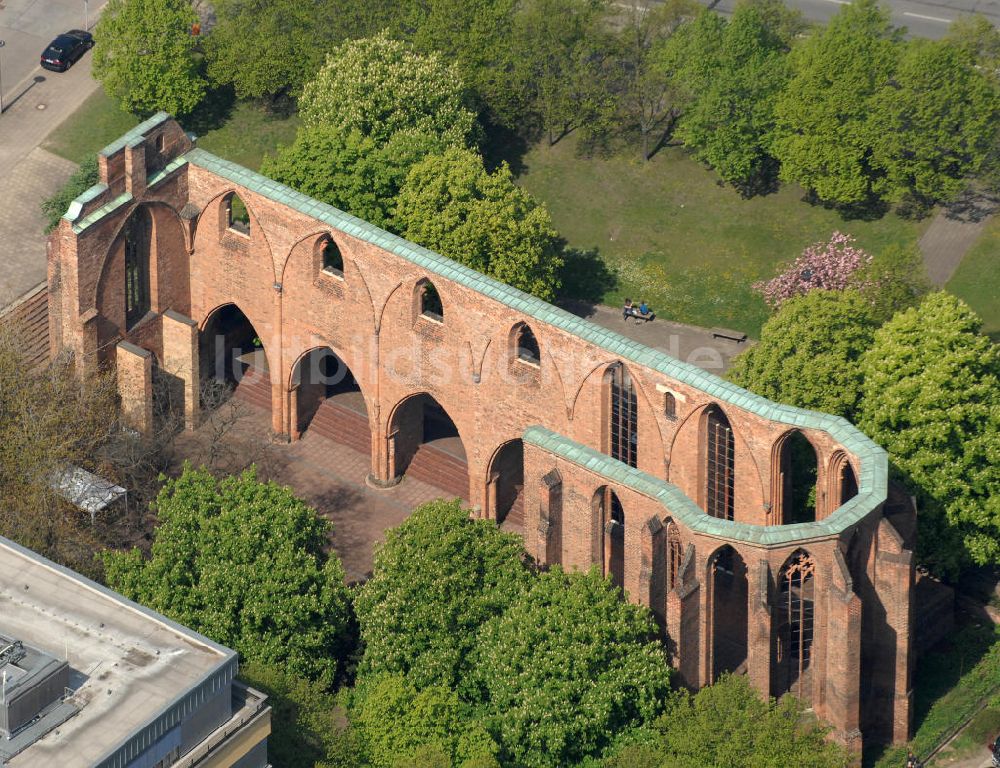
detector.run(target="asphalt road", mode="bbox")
[706,0,1000,38]
[0,0,104,107]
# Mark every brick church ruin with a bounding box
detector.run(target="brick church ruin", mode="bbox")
[47,115,914,751]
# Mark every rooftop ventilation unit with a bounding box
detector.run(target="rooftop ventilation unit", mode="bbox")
[0,633,69,739]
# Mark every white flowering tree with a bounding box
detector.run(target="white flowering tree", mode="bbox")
[299,32,478,148]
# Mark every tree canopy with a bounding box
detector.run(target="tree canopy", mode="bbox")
[674,5,790,193]
[300,32,478,148]
[204,0,344,100]
[103,466,354,687]
[858,292,1000,573]
[353,499,532,696]
[351,674,499,768]
[772,0,899,205]
[261,127,448,230]
[395,148,565,299]
[472,567,672,768]
[727,290,879,420]
[871,39,1000,205]
[603,675,850,768]
[92,0,206,116]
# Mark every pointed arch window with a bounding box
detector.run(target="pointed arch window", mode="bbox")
[666,521,682,590]
[607,364,638,468]
[706,406,734,521]
[225,193,250,235]
[777,551,816,698]
[515,324,540,365]
[124,206,152,329]
[419,281,443,321]
[321,238,344,277]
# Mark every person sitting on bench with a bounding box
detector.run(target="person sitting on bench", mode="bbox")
[623,298,636,320]
[632,300,655,323]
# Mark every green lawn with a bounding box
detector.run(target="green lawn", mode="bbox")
[516,135,930,336]
[947,215,1000,342]
[43,89,298,172]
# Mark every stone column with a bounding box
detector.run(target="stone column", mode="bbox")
[161,310,199,430]
[117,341,153,435]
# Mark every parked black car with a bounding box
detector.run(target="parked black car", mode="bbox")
[40,30,94,72]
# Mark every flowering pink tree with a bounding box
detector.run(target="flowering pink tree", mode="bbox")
[754,232,872,308]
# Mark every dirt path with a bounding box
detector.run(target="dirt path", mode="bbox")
[918,192,998,287]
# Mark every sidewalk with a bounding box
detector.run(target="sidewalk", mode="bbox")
[560,299,749,374]
[0,56,102,306]
[918,192,998,287]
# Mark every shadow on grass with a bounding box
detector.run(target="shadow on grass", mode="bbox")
[557,246,617,305]
[802,190,891,222]
[180,85,237,138]
[481,119,530,176]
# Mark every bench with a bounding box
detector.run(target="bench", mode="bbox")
[625,309,655,324]
[711,327,747,343]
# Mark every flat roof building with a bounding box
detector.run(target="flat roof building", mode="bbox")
[0,535,270,768]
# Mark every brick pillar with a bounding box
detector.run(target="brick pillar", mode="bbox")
[537,469,562,566]
[270,371,286,439]
[670,544,701,688]
[117,341,153,435]
[124,143,147,197]
[746,558,772,698]
[874,517,914,744]
[825,548,863,755]
[639,517,666,631]
[161,310,199,430]
[367,411,401,489]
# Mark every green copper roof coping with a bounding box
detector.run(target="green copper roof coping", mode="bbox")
[72,192,133,235]
[64,182,109,223]
[181,144,887,514]
[147,156,188,189]
[99,112,170,158]
[524,425,879,545]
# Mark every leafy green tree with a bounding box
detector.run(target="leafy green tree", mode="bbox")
[871,39,999,206]
[351,674,499,768]
[944,13,1000,76]
[472,567,671,768]
[675,5,790,193]
[511,0,613,145]
[603,675,850,768]
[727,290,879,420]
[405,0,522,127]
[92,0,206,116]
[353,500,532,696]
[204,0,343,100]
[300,32,477,148]
[42,155,99,234]
[611,0,703,160]
[240,662,361,768]
[103,466,353,687]
[395,148,564,299]
[735,0,806,47]
[261,127,447,229]
[858,292,1000,573]
[856,243,930,322]
[772,0,900,205]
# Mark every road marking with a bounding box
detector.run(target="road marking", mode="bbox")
[902,11,952,23]
[818,0,851,5]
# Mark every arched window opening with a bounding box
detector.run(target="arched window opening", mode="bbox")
[155,133,165,153]
[667,521,682,591]
[606,364,638,468]
[488,439,525,529]
[709,545,748,681]
[515,324,540,365]
[595,486,625,589]
[778,431,819,524]
[321,238,344,277]
[664,392,677,420]
[124,206,152,330]
[832,453,859,509]
[706,406,734,521]
[775,551,816,699]
[225,193,250,235]
[419,281,443,321]
[389,394,468,500]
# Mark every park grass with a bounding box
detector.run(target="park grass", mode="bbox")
[946,215,1000,342]
[516,134,930,336]
[43,89,298,172]
[870,622,1000,767]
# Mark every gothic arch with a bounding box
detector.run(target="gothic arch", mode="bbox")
[773,549,817,699]
[706,544,749,682]
[593,485,625,590]
[771,430,820,524]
